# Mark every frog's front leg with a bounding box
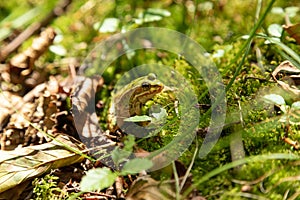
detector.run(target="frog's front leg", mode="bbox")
[130,100,144,116]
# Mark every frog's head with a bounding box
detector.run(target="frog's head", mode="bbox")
[131,73,164,104]
[142,73,164,90]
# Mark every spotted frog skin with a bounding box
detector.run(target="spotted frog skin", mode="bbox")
[108,73,164,131]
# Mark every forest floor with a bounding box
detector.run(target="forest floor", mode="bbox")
[0,0,300,199]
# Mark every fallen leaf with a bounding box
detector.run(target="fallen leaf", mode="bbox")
[0,134,87,193]
[126,176,176,200]
[71,76,116,161]
[271,60,300,97]
[283,23,300,44]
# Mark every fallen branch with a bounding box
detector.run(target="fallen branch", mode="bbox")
[0,0,72,62]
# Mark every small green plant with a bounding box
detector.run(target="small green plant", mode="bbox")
[263,94,300,125]
[94,8,171,34]
[32,174,66,200]
[80,135,153,192]
[263,93,300,149]
[271,6,299,19]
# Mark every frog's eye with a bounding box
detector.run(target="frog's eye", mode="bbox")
[141,82,151,90]
[147,73,157,81]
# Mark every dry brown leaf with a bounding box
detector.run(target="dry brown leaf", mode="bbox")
[72,76,116,169]
[72,76,102,116]
[271,60,300,97]
[0,91,24,111]
[272,61,300,76]
[126,176,176,200]
[0,91,26,149]
[22,83,46,102]
[1,76,80,150]
[72,76,100,138]
[0,134,87,194]
[0,180,30,200]
[283,23,300,45]
[0,108,10,131]
[72,76,115,160]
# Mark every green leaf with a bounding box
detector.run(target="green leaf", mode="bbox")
[279,115,287,123]
[259,35,300,67]
[49,45,67,56]
[98,18,120,33]
[241,35,250,40]
[123,135,135,152]
[146,8,171,17]
[212,49,225,58]
[53,34,63,43]
[80,168,117,192]
[264,36,281,44]
[112,147,131,165]
[279,105,288,114]
[151,108,167,121]
[135,15,162,25]
[290,101,300,125]
[285,7,299,18]
[124,115,152,122]
[271,7,284,15]
[291,101,300,110]
[135,8,171,25]
[268,24,282,38]
[270,6,299,18]
[263,94,286,105]
[121,158,153,175]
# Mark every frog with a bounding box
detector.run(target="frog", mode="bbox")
[107,73,166,132]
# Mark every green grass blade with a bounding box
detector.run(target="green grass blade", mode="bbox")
[182,153,300,198]
[260,35,300,68]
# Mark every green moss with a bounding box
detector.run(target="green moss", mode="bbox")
[32,174,68,200]
[4,0,300,198]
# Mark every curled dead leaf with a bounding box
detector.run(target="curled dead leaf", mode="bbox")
[283,23,300,45]
[0,76,82,150]
[126,176,176,200]
[271,61,300,98]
